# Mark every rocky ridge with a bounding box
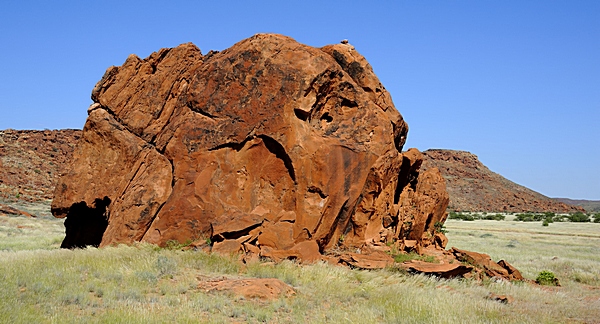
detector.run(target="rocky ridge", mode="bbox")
[0,129,80,203]
[554,198,600,212]
[422,149,583,213]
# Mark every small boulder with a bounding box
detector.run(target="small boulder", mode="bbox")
[197,277,295,301]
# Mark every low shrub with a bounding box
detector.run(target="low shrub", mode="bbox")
[515,213,539,222]
[482,213,505,221]
[568,212,590,223]
[448,212,475,221]
[536,270,560,286]
[393,252,436,263]
[433,221,447,234]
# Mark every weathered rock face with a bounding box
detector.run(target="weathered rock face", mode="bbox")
[52,34,448,258]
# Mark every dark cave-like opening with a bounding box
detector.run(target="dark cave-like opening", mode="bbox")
[61,197,111,249]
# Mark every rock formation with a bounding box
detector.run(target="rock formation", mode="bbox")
[51,34,450,259]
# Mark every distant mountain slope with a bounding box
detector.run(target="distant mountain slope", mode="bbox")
[421,149,583,213]
[553,198,600,212]
[0,129,81,203]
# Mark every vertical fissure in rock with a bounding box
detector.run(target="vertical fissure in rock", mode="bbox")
[318,198,350,249]
[391,121,408,153]
[258,135,296,183]
[61,197,111,249]
[423,212,434,236]
[139,199,168,242]
[394,156,421,204]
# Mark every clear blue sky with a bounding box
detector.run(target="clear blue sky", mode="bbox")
[1,1,598,200]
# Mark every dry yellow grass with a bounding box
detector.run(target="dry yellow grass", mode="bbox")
[1,214,598,323]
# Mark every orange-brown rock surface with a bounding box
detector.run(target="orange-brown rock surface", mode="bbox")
[51,34,449,259]
[0,203,33,217]
[0,129,81,203]
[450,247,524,281]
[197,277,295,300]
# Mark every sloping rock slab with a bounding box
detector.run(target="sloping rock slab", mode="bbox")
[400,260,473,279]
[338,252,394,269]
[197,277,295,300]
[0,204,33,217]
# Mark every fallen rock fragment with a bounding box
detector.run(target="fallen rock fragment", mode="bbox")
[338,252,395,269]
[197,277,295,301]
[487,293,514,304]
[400,260,473,279]
[211,239,244,255]
[0,204,33,217]
[451,247,522,281]
[259,240,321,264]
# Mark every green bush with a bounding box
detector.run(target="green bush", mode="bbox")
[515,213,538,222]
[393,252,436,263]
[568,212,590,223]
[482,213,505,221]
[433,221,447,234]
[593,213,600,223]
[448,212,475,221]
[553,215,568,222]
[536,270,560,286]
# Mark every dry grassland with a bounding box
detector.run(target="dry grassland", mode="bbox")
[1,214,598,323]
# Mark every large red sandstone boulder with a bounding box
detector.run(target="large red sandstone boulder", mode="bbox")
[51,34,449,259]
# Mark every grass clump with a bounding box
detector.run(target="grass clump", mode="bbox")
[392,252,436,264]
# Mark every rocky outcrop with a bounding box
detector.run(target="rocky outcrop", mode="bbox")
[51,34,449,261]
[422,149,584,213]
[0,129,81,203]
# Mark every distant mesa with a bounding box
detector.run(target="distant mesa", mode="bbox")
[553,198,600,213]
[422,149,585,213]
